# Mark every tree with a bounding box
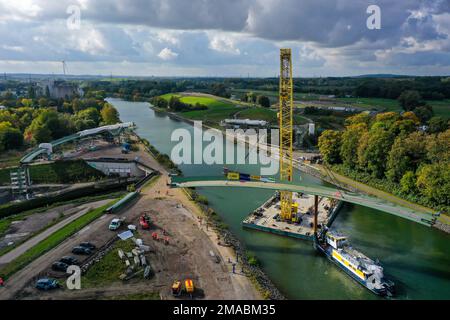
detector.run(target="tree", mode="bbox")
[340,123,367,168]
[360,126,395,177]
[413,105,433,123]
[257,95,271,108]
[416,162,450,207]
[24,109,75,144]
[318,130,342,164]
[100,103,120,125]
[426,129,450,163]
[74,107,100,131]
[38,97,48,108]
[400,171,417,194]
[0,121,23,151]
[398,90,423,111]
[428,116,448,133]
[345,113,371,126]
[386,132,427,182]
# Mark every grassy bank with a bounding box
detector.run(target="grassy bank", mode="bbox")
[0,199,118,280]
[0,191,125,256]
[0,160,105,185]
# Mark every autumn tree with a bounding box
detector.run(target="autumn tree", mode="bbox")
[318,130,342,164]
[100,103,120,125]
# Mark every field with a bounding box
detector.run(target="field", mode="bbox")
[160,93,242,124]
[236,108,278,123]
[82,239,136,288]
[232,88,450,118]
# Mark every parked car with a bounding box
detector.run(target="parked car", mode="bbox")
[72,246,92,255]
[79,242,96,250]
[35,278,59,291]
[52,261,69,272]
[109,218,122,231]
[59,256,79,266]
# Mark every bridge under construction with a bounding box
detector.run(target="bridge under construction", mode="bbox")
[169,176,435,227]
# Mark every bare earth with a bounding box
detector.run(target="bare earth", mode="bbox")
[0,143,261,300]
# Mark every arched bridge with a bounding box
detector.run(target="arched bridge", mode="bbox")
[170,176,435,227]
[20,122,136,164]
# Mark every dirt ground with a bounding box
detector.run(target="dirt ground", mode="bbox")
[0,143,261,300]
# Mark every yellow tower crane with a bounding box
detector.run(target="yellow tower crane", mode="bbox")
[279,48,294,221]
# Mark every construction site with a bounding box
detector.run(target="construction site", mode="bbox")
[0,49,446,302]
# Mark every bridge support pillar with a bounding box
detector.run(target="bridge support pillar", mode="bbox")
[314,195,318,234]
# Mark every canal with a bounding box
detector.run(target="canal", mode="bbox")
[110,98,450,300]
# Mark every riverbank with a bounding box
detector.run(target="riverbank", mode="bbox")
[149,104,446,232]
[110,98,450,300]
[133,136,266,299]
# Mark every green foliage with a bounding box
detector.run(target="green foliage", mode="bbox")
[400,171,417,194]
[325,109,450,211]
[74,107,101,131]
[318,130,342,164]
[398,90,423,111]
[82,239,135,288]
[28,160,105,184]
[257,95,271,108]
[100,103,120,125]
[416,163,450,207]
[340,123,367,167]
[386,132,427,182]
[428,116,448,134]
[0,121,23,151]
[24,109,75,144]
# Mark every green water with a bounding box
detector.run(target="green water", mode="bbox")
[111,99,450,300]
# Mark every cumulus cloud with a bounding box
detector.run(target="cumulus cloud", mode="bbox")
[0,0,449,76]
[158,47,178,60]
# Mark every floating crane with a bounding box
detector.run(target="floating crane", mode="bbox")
[279,49,294,221]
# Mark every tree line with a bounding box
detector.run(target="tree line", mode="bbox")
[318,111,449,211]
[0,93,120,151]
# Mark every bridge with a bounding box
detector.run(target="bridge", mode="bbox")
[170,176,435,227]
[20,122,136,164]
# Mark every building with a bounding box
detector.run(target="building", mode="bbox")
[220,119,269,129]
[37,79,84,99]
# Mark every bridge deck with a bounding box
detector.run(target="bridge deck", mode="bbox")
[170,176,434,226]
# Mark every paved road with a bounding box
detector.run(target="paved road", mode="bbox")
[0,200,110,265]
[171,178,434,226]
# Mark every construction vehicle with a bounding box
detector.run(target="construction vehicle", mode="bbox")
[121,142,131,154]
[185,279,195,297]
[139,213,151,229]
[172,280,182,296]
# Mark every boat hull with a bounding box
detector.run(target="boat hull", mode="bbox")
[315,241,392,297]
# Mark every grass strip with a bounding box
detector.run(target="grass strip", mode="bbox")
[0,199,119,280]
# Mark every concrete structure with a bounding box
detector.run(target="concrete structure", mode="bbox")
[85,158,152,178]
[37,79,84,99]
[20,122,136,164]
[170,176,435,226]
[221,119,268,129]
[243,193,341,240]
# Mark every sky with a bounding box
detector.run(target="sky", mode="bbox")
[0,0,449,77]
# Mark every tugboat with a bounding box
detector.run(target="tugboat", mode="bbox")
[314,227,394,297]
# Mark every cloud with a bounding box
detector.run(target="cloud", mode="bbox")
[0,0,449,76]
[157,47,178,60]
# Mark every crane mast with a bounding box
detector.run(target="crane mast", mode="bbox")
[279,49,294,221]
